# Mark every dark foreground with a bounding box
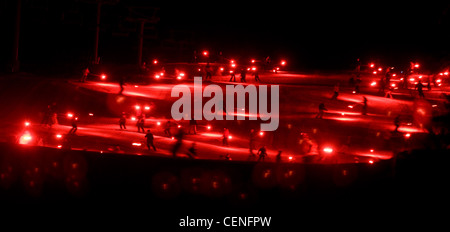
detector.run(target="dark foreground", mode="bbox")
[1,142,448,230]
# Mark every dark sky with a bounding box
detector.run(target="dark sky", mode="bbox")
[160,2,450,67]
[1,0,449,72]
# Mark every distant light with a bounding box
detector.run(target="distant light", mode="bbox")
[370,81,377,86]
[88,113,94,116]
[19,132,33,144]
[207,125,211,130]
[101,74,106,80]
[220,67,224,71]
[288,156,293,161]
[436,79,441,83]
[391,83,396,87]
[405,133,411,138]
[24,121,30,127]
[228,135,232,139]
[369,160,374,164]
[444,72,449,75]
[418,75,422,79]
[171,136,174,140]
[230,60,235,64]
[131,117,136,121]
[259,131,264,136]
[414,64,419,68]
[251,59,255,63]
[177,125,181,128]
[370,63,375,68]
[378,67,382,71]
[281,60,286,66]
[153,59,158,64]
[348,105,354,108]
[135,105,140,110]
[409,78,415,82]
[352,91,356,94]
[144,106,150,110]
[57,145,62,148]
[56,134,62,139]
[370,149,374,152]
[156,121,161,126]
[132,142,142,146]
[392,73,396,77]
[67,113,73,118]
[323,147,333,153]
[251,67,256,71]
[203,51,208,56]
[155,74,160,79]
[373,71,377,75]
[177,76,182,80]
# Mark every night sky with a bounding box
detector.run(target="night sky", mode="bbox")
[1,1,449,72]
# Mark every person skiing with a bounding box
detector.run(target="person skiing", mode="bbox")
[186,142,197,159]
[254,70,261,82]
[145,130,156,151]
[137,116,145,133]
[229,70,236,82]
[68,116,78,134]
[172,128,184,157]
[240,69,247,82]
[189,119,197,135]
[205,62,212,80]
[80,67,89,82]
[164,120,172,137]
[315,103,327,119]
[415,80,425,98]
[362,96,368,116]
[394,115,401,132]
[257,145,267,161]
[331,83,340,100]
[119,112,127,129]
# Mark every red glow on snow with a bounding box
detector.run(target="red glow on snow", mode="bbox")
[201,132,222,138]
